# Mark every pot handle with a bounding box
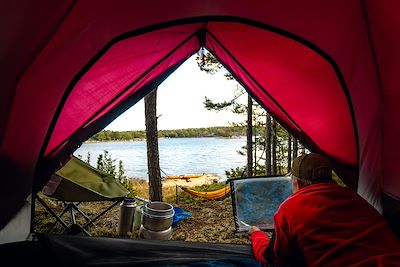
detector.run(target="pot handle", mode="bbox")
[135,196,150,204]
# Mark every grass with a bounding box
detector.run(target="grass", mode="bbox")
[34,179,240,242]
[126,178,229,204]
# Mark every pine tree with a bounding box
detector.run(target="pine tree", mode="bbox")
[145,88,162,201]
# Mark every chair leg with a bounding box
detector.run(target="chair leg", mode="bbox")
[62,202,91,236]
[36,195,70,232]
[65,224,91,236]
[54,202,79,232]
[36,196,124,236]
[72,203,95,226]
[68,204,76,225]
[81,199,123,230]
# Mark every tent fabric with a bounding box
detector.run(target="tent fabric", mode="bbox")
[0,234,258,267]
[1,0,400,234]
[43,156,129,202]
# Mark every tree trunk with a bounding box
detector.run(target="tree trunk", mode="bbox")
[246,95,253,177]
[287,133,292,172]
[300,143,306,155]
[272,120,277,174]
[265,113,272,175]
[254,127,257,175]
[293,138,298,159]
[145,89,162,201]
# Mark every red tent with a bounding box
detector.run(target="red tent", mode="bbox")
[1,0,399,240]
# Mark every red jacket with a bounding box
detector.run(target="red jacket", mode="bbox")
[251,183,400,266]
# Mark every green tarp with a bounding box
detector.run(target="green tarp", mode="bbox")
[43,157,129,202]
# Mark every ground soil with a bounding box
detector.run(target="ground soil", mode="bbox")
[34,196,251,245]
[171,199,250,244]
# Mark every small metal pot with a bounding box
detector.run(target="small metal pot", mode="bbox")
[139,225,172,240]
[142,202,174,231]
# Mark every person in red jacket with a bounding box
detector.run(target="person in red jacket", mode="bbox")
[249,153,400,267]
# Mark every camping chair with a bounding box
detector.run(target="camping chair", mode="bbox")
[36,156,129,236]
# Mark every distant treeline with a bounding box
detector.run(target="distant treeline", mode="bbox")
[89,126,246,141]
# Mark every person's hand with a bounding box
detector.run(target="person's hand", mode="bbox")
[248,226,261,236]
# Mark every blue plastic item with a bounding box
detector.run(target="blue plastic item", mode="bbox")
[172,207,192,228]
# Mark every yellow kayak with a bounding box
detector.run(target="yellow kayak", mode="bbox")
[165,174,205,179]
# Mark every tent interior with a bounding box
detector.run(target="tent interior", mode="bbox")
[1,0,400,265]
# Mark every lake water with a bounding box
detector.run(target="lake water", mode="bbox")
[74,137,246,180]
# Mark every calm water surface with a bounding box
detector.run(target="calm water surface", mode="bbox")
[74,137,246,180]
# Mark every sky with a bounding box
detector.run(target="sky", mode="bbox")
[105,54,248,131]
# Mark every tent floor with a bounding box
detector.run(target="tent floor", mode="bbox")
[0,233,264,267]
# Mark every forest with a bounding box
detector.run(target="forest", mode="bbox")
[89,126,246,141]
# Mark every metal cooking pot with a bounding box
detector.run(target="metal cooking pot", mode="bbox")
[142,202,174,231]
[139,225,172,240]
